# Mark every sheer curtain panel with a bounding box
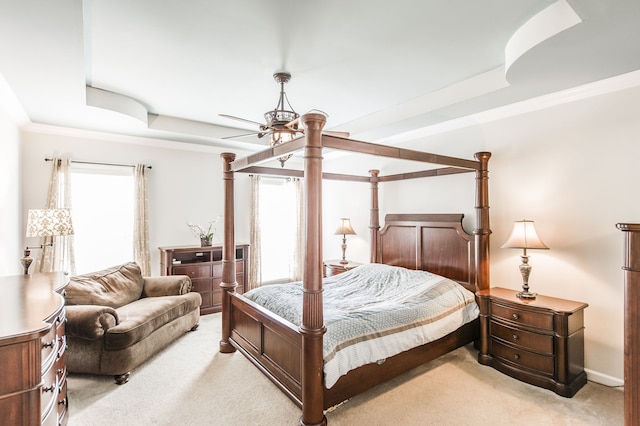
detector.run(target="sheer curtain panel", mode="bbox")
[248,175,262,290]
[38,157,76,274]
[134,164,151,276]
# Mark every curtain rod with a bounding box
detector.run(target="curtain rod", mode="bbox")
[44,158,152,169]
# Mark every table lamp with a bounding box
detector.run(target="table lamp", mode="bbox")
[334,218,356,265]
[501,219,549,299]
[21,208,74,274]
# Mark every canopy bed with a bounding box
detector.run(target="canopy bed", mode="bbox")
[219,113,491,426]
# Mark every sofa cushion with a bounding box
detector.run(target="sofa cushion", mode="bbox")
[104,292,202,350]
[66,262,145,308]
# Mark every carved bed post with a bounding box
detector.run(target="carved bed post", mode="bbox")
[369,169,380,264]
[219,152,237,354]
[300,113,328,426]
[474,152,491,292]
[616,223,640,426]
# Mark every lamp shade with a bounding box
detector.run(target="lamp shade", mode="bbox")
[334,218,356,236]
[501,220,548,250]
[26,208,74,237]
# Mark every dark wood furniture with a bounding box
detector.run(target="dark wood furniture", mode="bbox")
[219,113,491,426]
[159,244,249,315]
[0,272,69,426]
[617,223,640,425]
[477,287,588,397]
[323,260,362,277]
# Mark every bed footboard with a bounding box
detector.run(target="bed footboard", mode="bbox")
[228,290,478,411]
[228,292,304,406]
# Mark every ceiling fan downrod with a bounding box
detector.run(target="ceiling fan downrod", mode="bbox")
[266,72,299,126]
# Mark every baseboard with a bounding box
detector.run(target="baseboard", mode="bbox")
[585,368,624,388]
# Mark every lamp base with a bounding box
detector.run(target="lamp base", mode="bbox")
[20,249,33,275]
[516,290,537,299]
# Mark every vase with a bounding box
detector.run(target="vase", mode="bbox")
[200,236,212,247]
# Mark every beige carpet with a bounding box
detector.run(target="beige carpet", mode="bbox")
[67,313,623,425]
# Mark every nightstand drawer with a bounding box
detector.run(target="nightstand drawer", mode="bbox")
[491,339,554,375]
[491,302,554,330]
[490,320,554,354]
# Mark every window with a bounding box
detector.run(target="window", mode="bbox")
[70,164,134,274]
[258,177,299,283]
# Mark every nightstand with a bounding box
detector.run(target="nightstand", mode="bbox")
[323,260,362,277]
[476,287,588,397]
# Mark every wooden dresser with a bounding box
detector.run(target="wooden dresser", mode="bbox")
[477,287,588,397]
[160,244,249,315]
[0,272,69,426]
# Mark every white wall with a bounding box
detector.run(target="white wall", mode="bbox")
[0,104,22,275]
[21,130,251,276]
[323,84,640,386]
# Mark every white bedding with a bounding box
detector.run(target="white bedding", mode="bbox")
[243,263,479,388]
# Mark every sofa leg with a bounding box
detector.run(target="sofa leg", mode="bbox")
[114,372,130,385]
[190,323,200,331]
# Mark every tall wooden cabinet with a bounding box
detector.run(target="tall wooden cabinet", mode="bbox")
[0,272,69,426]
[617,223,640,426]
[160,244,249,315]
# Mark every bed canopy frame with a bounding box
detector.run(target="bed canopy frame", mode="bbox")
[219,113,491,426]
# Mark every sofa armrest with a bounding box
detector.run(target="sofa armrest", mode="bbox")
[142,275,192,297]
[65,305,119,340]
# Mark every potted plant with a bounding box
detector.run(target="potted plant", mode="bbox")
[188,217,220,247]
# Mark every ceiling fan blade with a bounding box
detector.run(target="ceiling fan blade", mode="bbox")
[285,117,300,129]
[219,114,268,128]
[285,117,348,138]
[323,131,350,138]
[222,130,270,140]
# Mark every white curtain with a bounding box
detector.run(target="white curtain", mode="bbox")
[248,175,262,290]
[134,164,151,276]
[289,177,304,282]
[38,158,76,274]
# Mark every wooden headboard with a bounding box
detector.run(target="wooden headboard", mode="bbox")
[376,213,477,293]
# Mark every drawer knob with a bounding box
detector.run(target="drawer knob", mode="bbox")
[513,354,520,361]
[42,384,56,393]
[512,313,520,320]
[43,340,55,349]
[512,334,519,341]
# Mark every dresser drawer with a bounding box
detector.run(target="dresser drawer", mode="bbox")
[40,357,58,423]
[491,339,554,375]
[490,320,554,354]
[212,263,223,278]
[173,263,212,279]
[41,325,58,372]
[491,302,554,330]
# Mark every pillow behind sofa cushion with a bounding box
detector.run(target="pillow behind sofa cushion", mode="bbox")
[66,262,145,308]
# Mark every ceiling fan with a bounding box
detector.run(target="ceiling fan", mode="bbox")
[220,72,349,166]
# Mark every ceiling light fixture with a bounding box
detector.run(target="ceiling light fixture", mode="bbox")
[265,72,299,167]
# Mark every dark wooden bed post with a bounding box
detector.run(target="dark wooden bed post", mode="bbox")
[616,223,640,426]
[369,169,380,264]
[219,152,237,354]
[474,152,491,292]
[300,113,328,426]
